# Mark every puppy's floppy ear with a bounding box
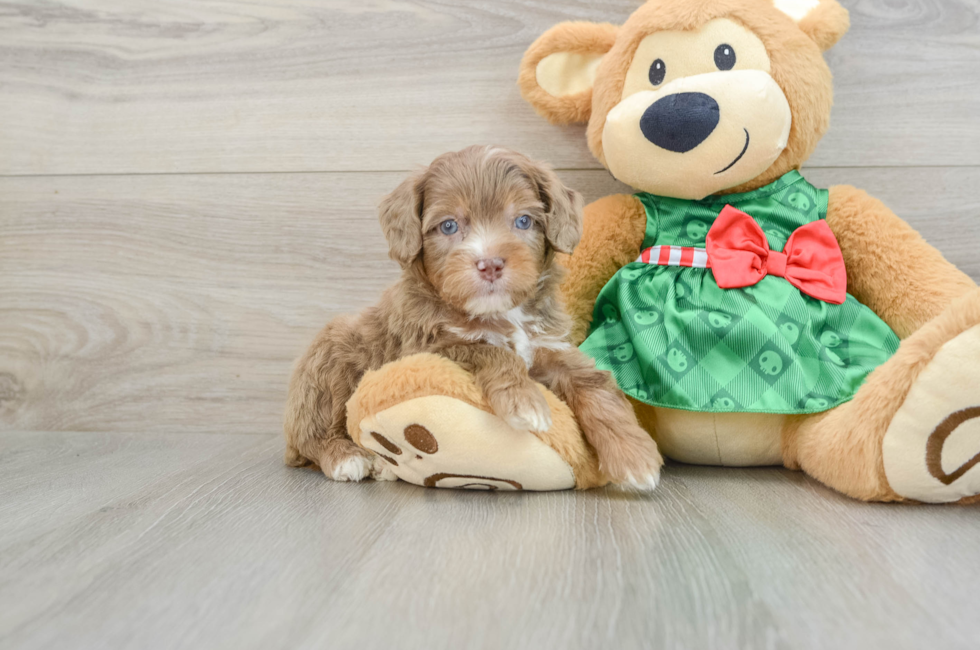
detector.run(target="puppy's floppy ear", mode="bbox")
[378,172,425,267]
[523,160,583,255]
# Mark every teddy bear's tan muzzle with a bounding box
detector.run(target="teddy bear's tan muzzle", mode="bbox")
[602,69,792,200]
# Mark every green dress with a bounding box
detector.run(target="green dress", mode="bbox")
[579,171,900,414]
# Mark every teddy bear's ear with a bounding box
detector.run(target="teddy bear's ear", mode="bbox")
[773,0,850,51]
[519,21,619,125]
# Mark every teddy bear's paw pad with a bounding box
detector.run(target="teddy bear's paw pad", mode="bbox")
[883,324,980,503]
[356,395,576,491]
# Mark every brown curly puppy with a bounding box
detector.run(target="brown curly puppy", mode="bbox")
[283,145,663,489]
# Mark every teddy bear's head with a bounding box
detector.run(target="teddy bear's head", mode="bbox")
[519,0,849,200]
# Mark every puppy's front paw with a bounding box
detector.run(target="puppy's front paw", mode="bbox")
[489,385,553,433]
[598,426,664,493]
[331,455,374,482]
[319,439,375,482]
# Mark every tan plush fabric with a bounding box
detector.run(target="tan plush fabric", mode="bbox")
[518,21,619,125]
[882,325,980,503]
[797,0,850,51]
[348,354,606,489]
[637,405,784,466]
[357,395,577,491]
[602,67,791,199]
[784,290,980,502]
[825,185,977,339]
[558,194,649,345]
[520,0,840,195]
[536,52,605,98]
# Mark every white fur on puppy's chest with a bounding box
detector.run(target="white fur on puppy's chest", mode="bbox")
[449,307,570,367]
[505,307,536,365]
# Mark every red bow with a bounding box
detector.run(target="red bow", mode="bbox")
[706,205,847,304]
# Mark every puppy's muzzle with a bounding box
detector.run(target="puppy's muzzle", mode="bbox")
[640,92,720,153]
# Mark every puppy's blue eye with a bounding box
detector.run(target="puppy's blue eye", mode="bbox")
[515,215,532,230]
[440,219,458,235]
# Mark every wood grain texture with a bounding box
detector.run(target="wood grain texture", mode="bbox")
[2,167,977,435]
[0,169,628,434]
[2,3,979,648]
[1,0,978,175]
[1,431,978,650]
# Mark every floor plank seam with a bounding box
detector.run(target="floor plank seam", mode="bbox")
[2,163,980,180]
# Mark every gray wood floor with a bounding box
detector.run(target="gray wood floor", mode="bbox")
[2,1,980,648]
[2,431,980,650]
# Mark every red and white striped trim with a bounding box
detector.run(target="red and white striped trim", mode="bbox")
[636,245,710,269]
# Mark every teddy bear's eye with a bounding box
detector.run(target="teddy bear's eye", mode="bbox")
[648,59,666,86]
[714,44,736,71]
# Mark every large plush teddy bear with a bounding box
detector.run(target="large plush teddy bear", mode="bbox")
[515,0,980,503]
[350,0,980,503]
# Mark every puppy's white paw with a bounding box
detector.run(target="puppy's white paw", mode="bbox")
[496,388,552,433]
[621,468,661,493]
[330,455,373,482]
[503,395,551,432]
[505,406,552,433]
[599,429,664,493]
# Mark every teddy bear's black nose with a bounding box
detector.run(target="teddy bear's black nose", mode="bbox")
[640,92,720,153]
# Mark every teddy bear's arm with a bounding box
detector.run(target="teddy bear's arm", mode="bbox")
[825,185,976,338]
[559,194,648,344]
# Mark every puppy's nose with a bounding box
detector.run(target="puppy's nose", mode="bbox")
[640,92,720,153]
[476,257,505,282]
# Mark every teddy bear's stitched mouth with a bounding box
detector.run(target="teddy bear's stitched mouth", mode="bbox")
[715,128,751,175]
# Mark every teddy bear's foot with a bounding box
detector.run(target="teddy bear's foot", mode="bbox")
[345,353,606,491]
[357,395,576,491]
[882,323,980,503]
[789,290,980,503]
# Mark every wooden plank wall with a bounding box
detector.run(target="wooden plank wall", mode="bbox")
[2,0,979,435]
